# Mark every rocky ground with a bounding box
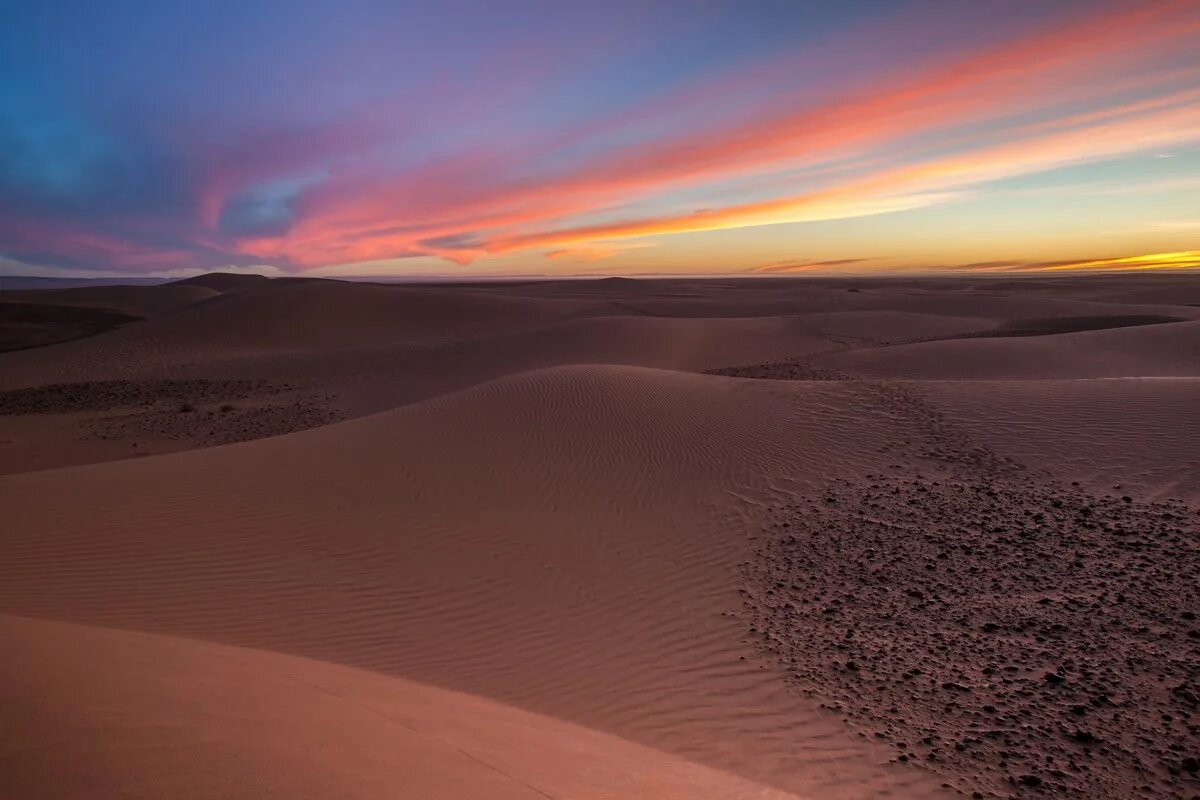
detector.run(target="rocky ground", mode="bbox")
[707,362,855,381]
[0,378,343,450]
[0,378,296,414]
[741,475,1199,798]
[729,364,1200,798]
[81,395,342,447]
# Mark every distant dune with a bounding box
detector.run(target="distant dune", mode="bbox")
[0,275,166,290]
[2,283,221,316]
[0,303,141,353]
[167,271,274,292]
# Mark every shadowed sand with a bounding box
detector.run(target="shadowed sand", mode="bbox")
[2,273,1198,799]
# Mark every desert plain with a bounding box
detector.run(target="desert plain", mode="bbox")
[1,271,1198,799]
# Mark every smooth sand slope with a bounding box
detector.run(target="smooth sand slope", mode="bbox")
[915,378,1200,502]
[815,318,1200,380]
[2,273,1198,799]
[1,614,797,800]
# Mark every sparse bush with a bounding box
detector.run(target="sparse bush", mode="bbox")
[220,404,235,413]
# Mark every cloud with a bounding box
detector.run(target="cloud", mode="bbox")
[750,258,875,274]
[4,1,1200,273]
[274,1,1200,266]
[1024,250,1200,272]
[927,250,1200,273]
[481,89,1200,254]
[545,242,654,262]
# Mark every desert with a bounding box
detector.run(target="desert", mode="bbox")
[5,1,1200,796]
[2,272,1198,799]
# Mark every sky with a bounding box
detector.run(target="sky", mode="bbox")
[2,0,1199,279]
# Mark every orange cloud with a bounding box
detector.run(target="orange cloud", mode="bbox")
[545,242,653,262]
[570,1,1200,191]
[750,259,875,274]
[483,91,1200,254]
[220,1,1200,269]
[1028,250,1200,272]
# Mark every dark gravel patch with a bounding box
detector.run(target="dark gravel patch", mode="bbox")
[706,362,856,381]
[741,476,1200,798]
[82,394,342,446]
[0,379,296,415]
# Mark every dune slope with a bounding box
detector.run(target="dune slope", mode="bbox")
[0,366,953,798]
[0,614,800,800]
[815,319,1200,380]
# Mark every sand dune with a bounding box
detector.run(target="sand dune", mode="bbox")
[4,275,1192,395]
[1,614,799,800]
[914,377,1200,502]
[0,302,142,353]
[979,314,1187,336]
[484,277,1197,323]
[815,318,1200,379]
[168,271,273,293]
[1,365,954,798]
[3,274,1198,799]
[0,302,988,392]
[0,280,587,378]
[0,313,815,472]
[0,287,994,474]
[2,283,222,317]
[47,279,599,353]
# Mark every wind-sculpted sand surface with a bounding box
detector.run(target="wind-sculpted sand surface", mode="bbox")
[1,615,802,800]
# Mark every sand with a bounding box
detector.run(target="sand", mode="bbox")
[1,614,799,800]
[2,272,1197,799]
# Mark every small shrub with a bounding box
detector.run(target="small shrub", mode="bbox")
[179,403,195,413]
[220,404,236,413]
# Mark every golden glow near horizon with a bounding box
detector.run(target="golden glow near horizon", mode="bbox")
[1032,251,1200,272]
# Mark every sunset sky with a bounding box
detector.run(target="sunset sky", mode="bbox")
[3,0,1199,278]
